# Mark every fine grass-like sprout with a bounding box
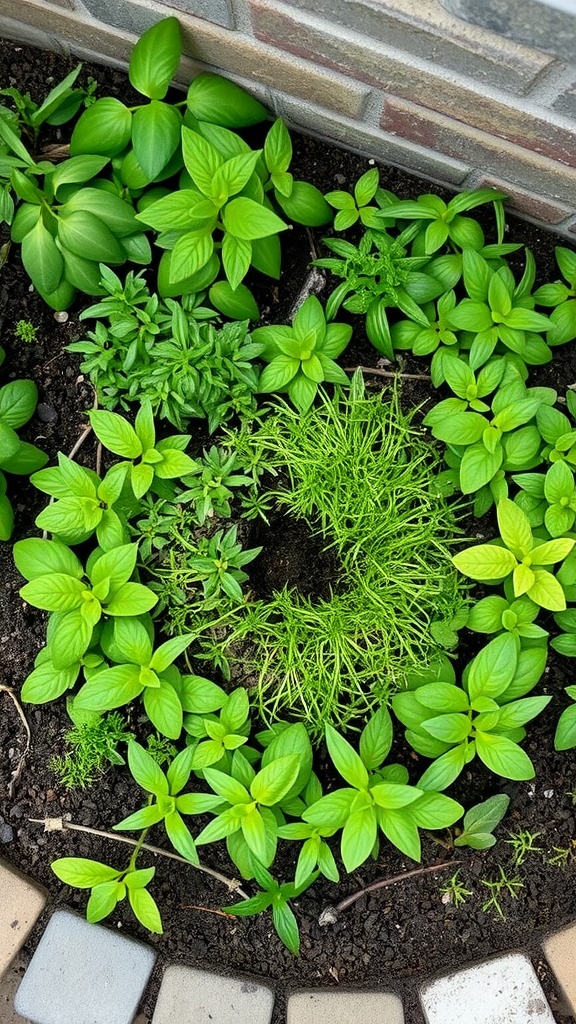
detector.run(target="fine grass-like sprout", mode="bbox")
[192,372,468,736]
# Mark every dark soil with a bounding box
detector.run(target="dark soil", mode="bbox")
[0,37,575,1024]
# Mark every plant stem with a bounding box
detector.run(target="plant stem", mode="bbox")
[318,859,460,925]
[29,816,250,899]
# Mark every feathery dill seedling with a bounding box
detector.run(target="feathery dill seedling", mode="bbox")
[183,372,468,736]
[50,712,132,789]
[481,866,524,920]
[440,870,473,908]
[506,829,543,867]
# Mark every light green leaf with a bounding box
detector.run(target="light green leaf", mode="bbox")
[452,544,517,580]
[129,16,181,100]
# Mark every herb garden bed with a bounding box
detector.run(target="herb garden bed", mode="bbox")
[0,28,575,1024]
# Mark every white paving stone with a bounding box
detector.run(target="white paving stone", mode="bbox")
[13,909,156,1024]
[420,952,555,1024]
[151,965,274,1024]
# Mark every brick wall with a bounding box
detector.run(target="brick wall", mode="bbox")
[2,0,576,236]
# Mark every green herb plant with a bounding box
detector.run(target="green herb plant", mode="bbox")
[14,319,38,343]
[68,267,264,431]
[480,866,523,920]
[252,295,352,412]
[440,870,473,908]
[393,632,550,786]
[50,705,132,789]
[0,375,48,539]
[453,793,510,850]
[452,497,575,611]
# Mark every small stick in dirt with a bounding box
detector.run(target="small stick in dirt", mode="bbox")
[344,365,431,382]
[1,685,32,798]
[179,904,237,918]
[318,859,460,926]
[29,816,250,900]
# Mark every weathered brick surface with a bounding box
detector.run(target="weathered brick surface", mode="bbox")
[440,0,576,63]
[0,859,47,979]
[0,1,137,66]
[1,0,369,118]
[543,924,576,1015]
[82,0,234,31]
[381,96,576,204]
[176,20,370,118]
[45,0,77,9]
[250,1,576,168]
[554,83,576,120]
[476,175,573,225]
[276,96,470,184]
[276,0,553,93]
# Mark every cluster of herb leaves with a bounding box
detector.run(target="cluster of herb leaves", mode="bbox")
[7,13,576,958]
[314,170,576,763]
[67,266,265,431]
[2,18,332,312]
[0,347,48,539]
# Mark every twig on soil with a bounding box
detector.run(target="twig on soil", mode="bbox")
[179,903,236,918]
[1,685,32,798]
[345,365,431,381]
[318,859,460,926]
[29,816,250,899]
[305,226,319,263]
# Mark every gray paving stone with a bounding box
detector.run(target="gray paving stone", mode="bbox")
[151,965,274,1024]
[287,989,404,1023]
[420,952,555,1024]
[13,909,156,1024]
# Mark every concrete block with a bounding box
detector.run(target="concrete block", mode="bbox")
[266,0,553,93]
[0,859,47,979]
[420,952,555,1024]
[250,0,576,168]
[438,0,576,63]
[287,988,404,1024]
[151,965,274,1024]
[81,0,233,31]
[543,923,576,1015]
[381,95,576,205]
[13,909,156,1024]
[275,94,471,185]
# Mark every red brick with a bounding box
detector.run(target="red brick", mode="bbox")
[381,96,576,205]
[250,0,576,168]
[477,176,573,225]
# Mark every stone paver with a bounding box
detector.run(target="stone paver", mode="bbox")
[420,952,555,1024]
[287,989,404,1024]
[543,923,576,1016]
[151,965,274,1024]
[0,858,47,979]
[13,909,156,1024]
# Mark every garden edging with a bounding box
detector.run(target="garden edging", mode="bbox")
[1,856,576,1024]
